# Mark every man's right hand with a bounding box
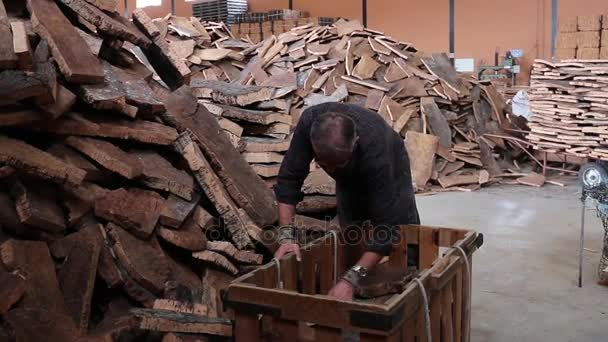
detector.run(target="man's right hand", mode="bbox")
[274,240,302,261]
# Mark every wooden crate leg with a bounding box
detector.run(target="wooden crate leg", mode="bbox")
[235,312,261,342]
[454,268,463,342]
[430,290,441,342]
[273,319,298,341]
[403,315,416,342]
[441,282,454,342]
[314,325,342,342]
[417,304,428,342]
[360,330,401,342]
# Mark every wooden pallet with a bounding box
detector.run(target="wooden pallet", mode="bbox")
[226,225,483,341]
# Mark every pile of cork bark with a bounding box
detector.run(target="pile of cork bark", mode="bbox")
[0,0,294,340]
[142,12,534,192]
[0,0,538,340]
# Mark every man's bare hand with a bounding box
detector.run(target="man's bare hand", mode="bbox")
[273,240,301,261]
[328,280,354,301]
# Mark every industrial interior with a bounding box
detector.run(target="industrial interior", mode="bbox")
[0,0,607,341]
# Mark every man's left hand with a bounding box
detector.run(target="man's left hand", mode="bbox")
[328,280,354,301]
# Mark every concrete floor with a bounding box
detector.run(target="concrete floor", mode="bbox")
[416,177,608,342]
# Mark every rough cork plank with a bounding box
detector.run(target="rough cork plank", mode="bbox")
[47,143,105,182]
[190,79,273,106]
[0,70,47,105]
[148,37,191,90]
[205,241,263,265]
[133,9,160,38]
[352,54,381,80]
[163,333,213,342]
[0,0,17,69]
[421,53,466,95]
[220,105,292,125]
[0,240,73,314]
[246,122,291,136]
[251,164,280,178]
[191,206,216,231]
[240,136,291,153]
[173,132,253,249]
[395,77,428,98]
[405,131,439,190]
[296,195,338,215]
[261,72,297,88]
[5,308,79,342]
[201,268,234,319]
[192,250,238,275]
[421,97,452,148]
[95,188,165,240]
[160,194,200,228]
[0,267,26,314]
[32,113,178,146]
[28,0,104,83]
[438,173,480,188]
[0,192,61,241]
[131,308,232,336]
[133,150,195,201]
[62,181,109,227]
[194,48,231,61]
[31,39,59,106]
[341,75,389,91]
[58,0,151,48]
[516,172,545,187]
[218,118,243,137]
[0,105,48,127]
[158,216,207,251]
[366,89,386,113]
[479,139,502,176]
[384,62,408,82]
[40,85,76,118]
[302,168,336,195]
[65,136,143,179]
[107,223,171,294]
[12,181,66,234]
[242,152,284,164]
[153,299,207,316]
[334,19,363,37]
[58,230,101,334]
[164,86,277,227]
[11,21,33,71]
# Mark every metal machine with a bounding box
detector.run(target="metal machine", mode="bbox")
[578,161,608,287]
[478,49,522,86]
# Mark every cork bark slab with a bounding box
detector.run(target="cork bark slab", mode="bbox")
[106,223,171,295]
[65,136,143,179]
[95,188,165,239]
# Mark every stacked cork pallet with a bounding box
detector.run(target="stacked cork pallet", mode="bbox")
[528,59,608,160]
[555,14,608,60]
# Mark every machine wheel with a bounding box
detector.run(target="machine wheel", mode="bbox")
[580,162,608,190]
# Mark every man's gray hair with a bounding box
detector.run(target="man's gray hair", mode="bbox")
[310,112,357,154]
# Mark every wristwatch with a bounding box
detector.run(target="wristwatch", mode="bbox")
[341,265,368,286]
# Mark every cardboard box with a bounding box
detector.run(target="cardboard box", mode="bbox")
[601,47,608,59]
[554,48,576,60]
[557,32,577,49]
[578,15,602,31]
[576,31,600,48]
[577,47,600,59]
[558,16,578,33]
[602,30,608,47]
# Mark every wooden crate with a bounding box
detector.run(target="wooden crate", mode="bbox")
[226,225,483,341]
